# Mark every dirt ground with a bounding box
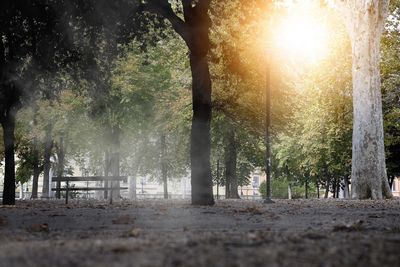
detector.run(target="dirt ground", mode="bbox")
[0,198,399,267]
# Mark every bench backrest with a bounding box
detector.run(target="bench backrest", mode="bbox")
[51,176,128,182]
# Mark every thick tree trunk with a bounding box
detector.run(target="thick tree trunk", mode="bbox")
[41,124,53,198]
[337,0,392,199]
[316,179,320,199]
[189,54,214,205]
[1,111,16,205]
[160,133,168,199]
[288,183,292,200]
[224,126,239,199]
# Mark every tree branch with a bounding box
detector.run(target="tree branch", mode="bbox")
[144,0,190,42]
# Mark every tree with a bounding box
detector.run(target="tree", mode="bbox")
[332,0,392,199]
[144,0,214,205]
[109,34,191,199]
[0,0,74,205]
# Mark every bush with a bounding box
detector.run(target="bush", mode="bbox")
[260,179,317,199]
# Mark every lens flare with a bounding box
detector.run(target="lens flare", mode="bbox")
[273,10,330,63]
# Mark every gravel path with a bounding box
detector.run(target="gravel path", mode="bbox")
[0,198,399,267]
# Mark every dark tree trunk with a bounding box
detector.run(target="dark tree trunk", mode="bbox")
[324,176,330,199]
[109,125,120,202]
[31,135,40,199]
[305,178,309,199]
[332,178,337,198]
[216,159,220,200]
[31,108,40,199]
[1,111,16,205]
[41,124,53,198]
[161,133,168,199]
[189,53,214,205]
[316,179,320,199]
[224,126,239,199]
[225,179,230,199]
[104,151,110,199]
[344,175,350,199]
[56,135,65,199]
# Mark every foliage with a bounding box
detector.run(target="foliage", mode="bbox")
[382,1,400,179]
[270,6,353,195]
[260,179,317,199]
[109,29,192,182]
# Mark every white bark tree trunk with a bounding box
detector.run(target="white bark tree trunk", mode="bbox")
[128,176,136,200]
[333,0,392,199]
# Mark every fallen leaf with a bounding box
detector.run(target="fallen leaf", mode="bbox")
[128,228,141,237]
[303,233,326,240]
[0,218,7,226]
[112,215,132,224]
[111,246,131,253]
[27,223,49,233]
[333,220,364,232]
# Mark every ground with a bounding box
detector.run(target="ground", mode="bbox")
[0,198,399,267]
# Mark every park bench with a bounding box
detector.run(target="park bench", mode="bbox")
[51,176,128,204]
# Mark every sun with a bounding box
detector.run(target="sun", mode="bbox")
[273,7,330,63]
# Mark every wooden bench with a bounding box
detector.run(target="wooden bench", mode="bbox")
[51,176,128,204]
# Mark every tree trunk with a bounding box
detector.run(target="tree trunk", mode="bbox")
[305,178,309,199]
[31,135,40,199]
[109,125,120,202]
[160,133,168,199]
[104,151,110,199]
[324,176,330,199]
[344,176,350,199]
[41,124,53,198]
[288,183,292,200]
[388,175,395,190]
[224,126,240,199]
[19,183,24,199]
[1,111,16,205]
[189,53,214,205]
[128,176,136,200]
[332,178,337,198]
[337,0,392,199]
[56,135,65,199]
[216,159,220,200]
[316,179,320,199]
[225,178,230,199]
